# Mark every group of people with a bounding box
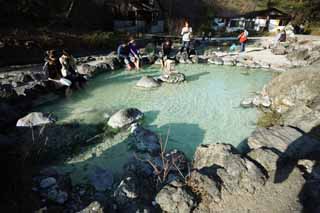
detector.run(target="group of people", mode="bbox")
[117,37,142,71]
[43,49,86,96]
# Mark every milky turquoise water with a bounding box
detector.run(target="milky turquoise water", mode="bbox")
[38,64,272,183]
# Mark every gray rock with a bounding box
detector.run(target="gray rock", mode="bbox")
[136,76,160,89]
[193,144,265,193]
[40,177,57,189]
[107,108,143,129]
[131,126,160,154]
[47,188,68,204]
[271,46,287,55]
[287,48,310,61]
[222,56,236,66]
[247,148,280,175]
[0,84,17,99]
[88,166,113,191]
[252,95,271,107]
[16,112,56,127]
[114,177,139,205]
[77,201,103,213]
[283,105,320,133]
[77,64,97,76]
[248,126,320,159]
[240,97,253,108]
[208,57,223,65]
[157,73,185,84]
[156,181,196,213]
[188,171,221,202]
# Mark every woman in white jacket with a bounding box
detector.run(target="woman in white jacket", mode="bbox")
[179,21,192,57]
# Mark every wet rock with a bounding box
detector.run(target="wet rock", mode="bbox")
[107,108,143,129]
[0,84,17,99]
[208,57,223,65]
[157,73,185,84]
[40,177,57,189]
[130,125,160,154]
[47,188,68,204]
[114,177,139,205]
[191,55,199,64]
[193,144,265,193]
[155,180,196,213]
[77,201,104,213]
[88,166,113,191]
[136,76,160,89]
[240,97,253,108]
[252,95,272,107]
[221,56,236,66]
[77,64,97,76]
[16,112,56,127]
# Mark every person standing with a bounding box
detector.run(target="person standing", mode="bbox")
[180,20,192,57]
[238,29,248,52]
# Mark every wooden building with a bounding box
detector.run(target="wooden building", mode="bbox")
[213,8,291,32]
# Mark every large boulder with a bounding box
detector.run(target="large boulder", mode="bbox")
[188,170,221,203]
[16,112,56,127]
[77,64,97,76]
[130,125,160,154]
[192,144,265,193]
[136,76,160,89]
[247,148,280,175]
[282,105,320,133]
[88,166,113,191]
[263,69,320,111]
[155,180,196,213]
[107,108,143,129]
[248,126,320,159]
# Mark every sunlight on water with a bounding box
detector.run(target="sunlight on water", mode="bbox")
[38,64,272,183]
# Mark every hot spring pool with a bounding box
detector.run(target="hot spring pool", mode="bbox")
[38,64,272,183]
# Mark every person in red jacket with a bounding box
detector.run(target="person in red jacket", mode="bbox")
[238,29,248,52]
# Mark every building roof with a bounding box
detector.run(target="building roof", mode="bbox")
[242,8,291,19]
[213,7,291,19]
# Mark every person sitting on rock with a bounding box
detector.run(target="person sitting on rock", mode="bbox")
[43,50,62,81]
[117,41,132,70]
[160,38,173,69]
[43,50,73,96]
[128,37,141,70]
[59,49,86,90]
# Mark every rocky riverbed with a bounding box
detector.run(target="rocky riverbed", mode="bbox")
[1,36,320,212]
